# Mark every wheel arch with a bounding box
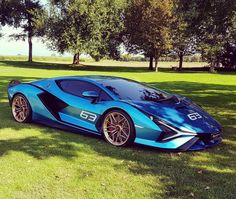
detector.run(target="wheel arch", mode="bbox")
[11,92,32,123]
[96,107,136,136]
[9,92,26,106]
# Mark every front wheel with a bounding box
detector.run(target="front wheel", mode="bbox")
[102,110,135,146]
[11,94,32,123]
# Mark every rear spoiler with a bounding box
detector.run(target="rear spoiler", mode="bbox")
[8,80,21,88]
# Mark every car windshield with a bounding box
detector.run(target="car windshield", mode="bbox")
[101,79,172,102]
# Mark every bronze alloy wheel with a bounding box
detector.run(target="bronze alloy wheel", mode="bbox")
[12,94,31,123]
[103,110,135,146]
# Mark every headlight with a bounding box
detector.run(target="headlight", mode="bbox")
[153,118,179,141]
[153,117,197,142]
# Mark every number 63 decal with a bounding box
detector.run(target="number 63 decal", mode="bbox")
[187,112,202,121]
[80,111,97,122]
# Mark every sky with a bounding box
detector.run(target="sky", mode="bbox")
[0,26,63,56]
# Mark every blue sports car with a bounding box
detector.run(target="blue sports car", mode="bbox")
[7,76,222,151]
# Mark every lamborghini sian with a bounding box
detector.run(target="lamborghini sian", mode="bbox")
[7,76,222,151]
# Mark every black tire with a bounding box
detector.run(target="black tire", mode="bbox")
[11,94,32,123]
[102,109,135,146]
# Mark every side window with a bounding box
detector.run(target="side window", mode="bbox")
[99,90,112,101]
[58,80,101,98]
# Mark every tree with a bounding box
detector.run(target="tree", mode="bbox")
[220,42,236,68]
[0,0,44,62]
[0,0,13,39]
[171,1,196,70]
[84,0,126,62]
[178,0,236,68]
[123,0,173,71]
[220,12,236,69]
[43,0,126,64]
[0,0,14,25]
[41,0,87,64]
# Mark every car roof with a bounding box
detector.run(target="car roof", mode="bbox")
[52,75,129,84]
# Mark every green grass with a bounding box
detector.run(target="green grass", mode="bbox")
[0,60,235,199]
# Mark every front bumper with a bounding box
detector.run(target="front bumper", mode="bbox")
[134,132,222,151]
[187,133,222,151]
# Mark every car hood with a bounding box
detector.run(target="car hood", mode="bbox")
[125,96,221,133]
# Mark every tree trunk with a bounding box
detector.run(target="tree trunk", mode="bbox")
[154,57,159,72]
[73,52,80,64]
[28,32,33,62]
[149,56,154,70]
[178,52,183,70]
[209,59,217,73]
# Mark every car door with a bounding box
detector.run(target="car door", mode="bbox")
[54,79,112,133]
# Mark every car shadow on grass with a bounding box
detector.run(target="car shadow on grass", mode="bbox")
[0,60,151,73]
[0,76,235,198]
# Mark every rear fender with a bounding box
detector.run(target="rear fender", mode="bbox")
[8,83,57,121]
[8,80,22,88]
[8,83,43,103]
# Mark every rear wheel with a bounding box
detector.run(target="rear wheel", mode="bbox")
[11,94,32,123]
[102,110,135,146]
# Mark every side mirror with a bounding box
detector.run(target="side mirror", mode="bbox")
[82,91,99,102]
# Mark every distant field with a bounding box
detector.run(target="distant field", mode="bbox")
[84,60,208,68]
[0,55,75,63]
[0,55,207,68]
[0,60,235,198]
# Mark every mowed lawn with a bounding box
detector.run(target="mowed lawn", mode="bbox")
[0,60,235,199]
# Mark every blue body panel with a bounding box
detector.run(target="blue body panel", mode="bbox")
[130,99,221,133]
[7,76,222,151]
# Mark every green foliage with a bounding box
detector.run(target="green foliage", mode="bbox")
[170,0,197,69]
[220,43,236,68]
[43,0,88,55]
[84,0,126,61]
[123,0,173,71]
[1,0,235,68]
[0,0,17,26]
[43,0,126,62]
[0,0,43,39]
[178,0,236,68]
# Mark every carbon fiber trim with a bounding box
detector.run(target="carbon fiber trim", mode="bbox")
[38,92,68,120]
[177,137,199,151]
